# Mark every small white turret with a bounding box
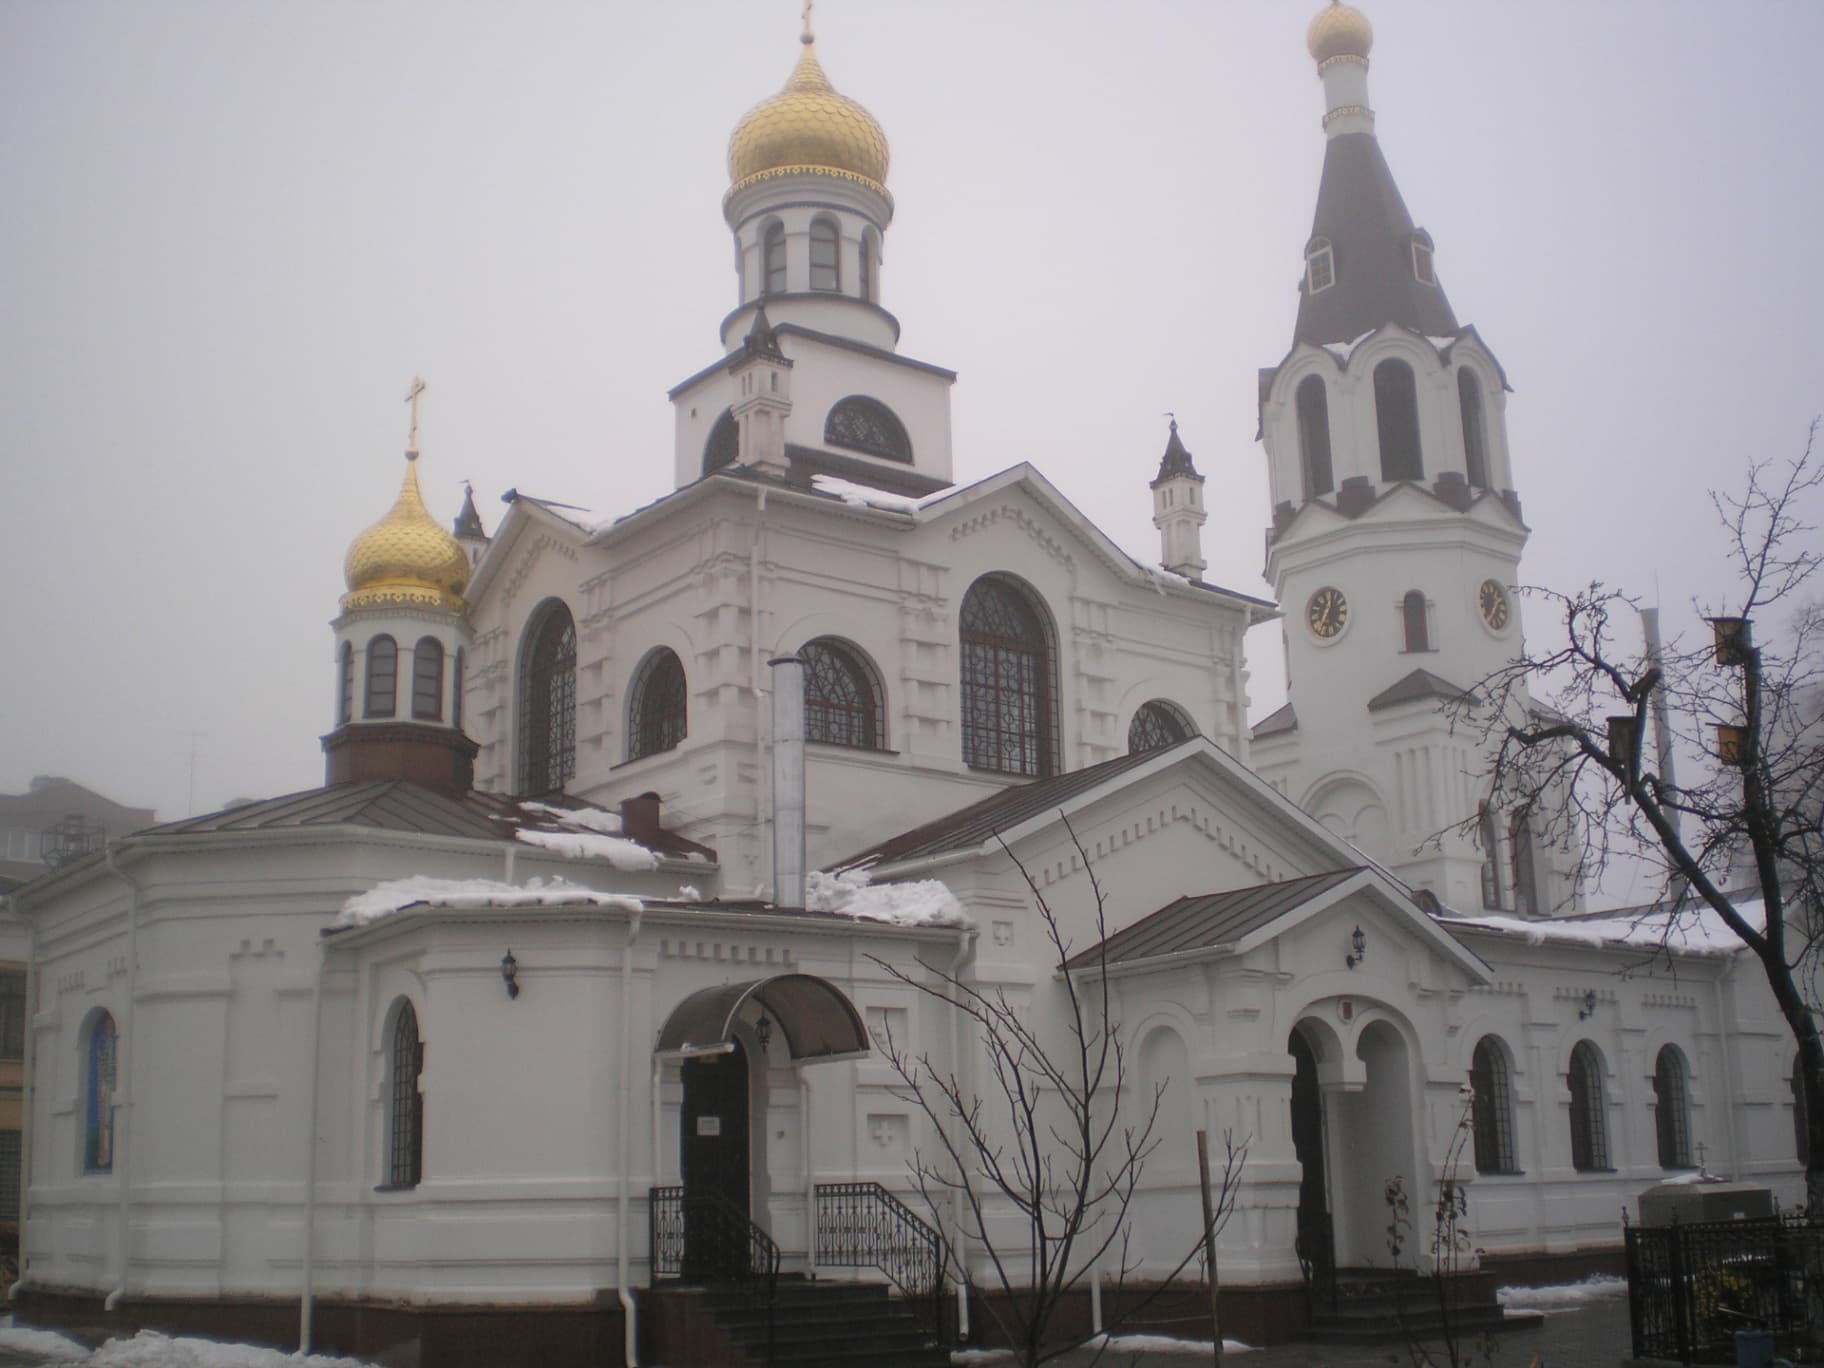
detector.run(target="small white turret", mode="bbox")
[729,306,794,477]
[1149,419,1207,580]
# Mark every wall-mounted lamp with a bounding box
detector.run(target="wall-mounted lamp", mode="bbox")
[500,949,520,1000]
[1345,925,1367,970]
[1578,989,1597,1020]
[755,1013,773,1049]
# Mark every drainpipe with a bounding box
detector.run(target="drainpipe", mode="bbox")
[101,845,142,1314]
[800,1071,815,1278]
[299,938,329,1351]
[503,839,517,887]
[6,909,36,1299]
[753,487,770,884]
[948,927,973,1341]
[617,907,644,1366]
[769,655,806,909]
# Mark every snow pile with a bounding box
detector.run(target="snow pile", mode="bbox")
[519,799,622,834]
[1442,897,1764,958]
[1089,1333,1254,1356]
[85,1331,378,1366]
[810,474,950,515]
[1497,1275,1627,1311]
[807,868,968,928]
[516,827,660,869]
[336,876,642,929]
[676,884,703,902]
[0,1324,88,1361]
[1141,565,1194,591]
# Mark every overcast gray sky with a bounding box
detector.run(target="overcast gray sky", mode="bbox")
[3,2,1820,842]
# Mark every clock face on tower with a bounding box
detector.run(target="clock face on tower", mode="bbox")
[1307,586,1348,639]
[1478,579,1511,631]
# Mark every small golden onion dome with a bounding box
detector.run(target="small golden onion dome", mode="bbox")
[341,453,471,614]
[1307,1,1373,64]
[728,37,889,195]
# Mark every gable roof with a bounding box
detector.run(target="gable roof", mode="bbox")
[1064,868,1362,969]
[1367,667,1471,712]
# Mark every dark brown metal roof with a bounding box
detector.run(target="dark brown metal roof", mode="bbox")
[834,747,1169,871]
[1064,868,1365,970]
[1367,668,1470,712]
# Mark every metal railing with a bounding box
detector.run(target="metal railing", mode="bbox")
[649,1185,781,1287]
[1624,1215,1821,1363]
[814,1181,948,1340]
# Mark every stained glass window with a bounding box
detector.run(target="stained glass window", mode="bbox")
[389,1001,423,1188]
[960,576,1057,778]
[412,637,444,721]
[803,638,883,750]
[1569,1041,1609,1172]
[364,635,398,719]
[1127,700,1194,754]
[824,396,912,463]
[1470,1036,1518,1174]
[629,648,688,760]
[519,602,577,795]
[85,1012,117,1174]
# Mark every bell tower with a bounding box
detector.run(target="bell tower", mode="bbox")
[1250,4,1573,916]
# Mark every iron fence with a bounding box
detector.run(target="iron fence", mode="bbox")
[1624,1214,1821,1363]
[814,1181,948,1341]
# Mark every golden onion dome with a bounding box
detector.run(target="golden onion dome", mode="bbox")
[1307,1,1373,64]
[342,452,471,614]
[728,36,889,196]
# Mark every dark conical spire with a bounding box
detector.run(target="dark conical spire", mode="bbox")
[1150,418,1203,487]
[741,303,788,363]
[453,482,487,540]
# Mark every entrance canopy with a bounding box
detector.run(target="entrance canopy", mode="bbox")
[654,973,869,1062]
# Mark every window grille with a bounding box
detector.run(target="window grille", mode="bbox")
[412,637,444,721]
[1373,359,1424,482]
[802,639,883,750]
[389,1002,423,1188]
[824,396,913,463]
[1459,369,1490,488]
[519,603,577,794]
[1296,375,1334,498]
[960,576,1058,778]
[1306,237,1335,293]
[1654,1046,1693,1168]
[364,635,398,719]
[703,409,739,474]
[1127,701,1194,754]
[1569,1041,1609,1171]
[1470,1036,1518,1174]
[629,648,688,760]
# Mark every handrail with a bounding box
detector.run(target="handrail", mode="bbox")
[650,1186,781,1364]
[814,1181,948,1342]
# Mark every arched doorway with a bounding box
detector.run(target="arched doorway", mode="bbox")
[1288,1027,1332,1289]
[1332,1019,1417,1267]
[680,1038,751,1278]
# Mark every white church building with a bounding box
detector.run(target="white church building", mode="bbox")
[6,6,1808,1365]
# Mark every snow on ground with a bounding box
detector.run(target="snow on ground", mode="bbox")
[0,1327,379,1367]
[335,875,642,928]
[514,827,660,869]
[0,1325,88,1361]
[1497,1275,1627,1311]
[1441,896,1765,958]
[952,1336,1252,1364]
[807,868,968,928]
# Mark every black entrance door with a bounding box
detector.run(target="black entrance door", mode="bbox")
[681,1040,750,1278]
[1289,1029,1334,1295]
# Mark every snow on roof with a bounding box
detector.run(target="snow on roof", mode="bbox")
[806,868,968,928]
[519,799,621,834]
[335,875,642,930]
[516,827,660,869]
[809,473,949,515]
[1439,897,1764,958]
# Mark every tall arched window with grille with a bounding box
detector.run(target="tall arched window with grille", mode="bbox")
[960,575,1058,778]
[452,648,465,732]
[1470,1036,1518,1174]
[1459,368,1490,488]
[518,601,577,795]
[1373,358,1424,482]
[338,642,354,726]
[703,408,739,475]
[387,1000,423,1189]
[1296,375,1334,499]
[1127,700,1195,754]
[1568,1041,1610,1172]
[364,635,398,719]
[762,222,787,296]
[412,637,445,721]
[809,217,840,291]
[1402,590,1430,652]
[84,1011,118,1174]
[628,648,688,760]
[824,396,912,463]
[1654,1045,1693,1169]
[801,638,884,750]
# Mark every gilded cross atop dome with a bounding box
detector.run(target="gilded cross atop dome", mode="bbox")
[342,388,471,614]
[727,16,889,197]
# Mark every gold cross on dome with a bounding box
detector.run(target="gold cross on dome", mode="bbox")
[801,0,814,42]
[405,376,426,452]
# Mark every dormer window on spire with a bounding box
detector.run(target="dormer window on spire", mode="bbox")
[1411,230,1436,286]
[1306,236,1335,294]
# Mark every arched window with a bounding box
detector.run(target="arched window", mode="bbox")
[859,228,878,302]
[1127,700,1195,754]
[960,575,1058,778]
[628,647,688,760]
[1511,809,1541,916]
[802,638,884,750]
[1296,375,1335,499]
[338,642,354,726]
[1568,1041,1610,1172]
[1478,804,1504,909]
[452,648,465,731]
[809,217,840,292]
[388,1000,423,1189]
[84,1011,118,1174]
[704,408,739,475]
[1373,358,1424,482]
[364,635,398,719]
[1458,369,1489,488]
[1411,230,1436,285]
[1305,236,1335,294]
[763,222,786,295]
[824,396,913,463]
[412,637,445,721]
[1470,1036,1518,1174]
[518,601,577,795]
[1795,1057,1811,1165]
[1654,1046,1693,1169]
[1401,590,1429,653]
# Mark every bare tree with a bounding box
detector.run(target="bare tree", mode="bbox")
[1453,422,1824,1215]
[871,819,1248,1366]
